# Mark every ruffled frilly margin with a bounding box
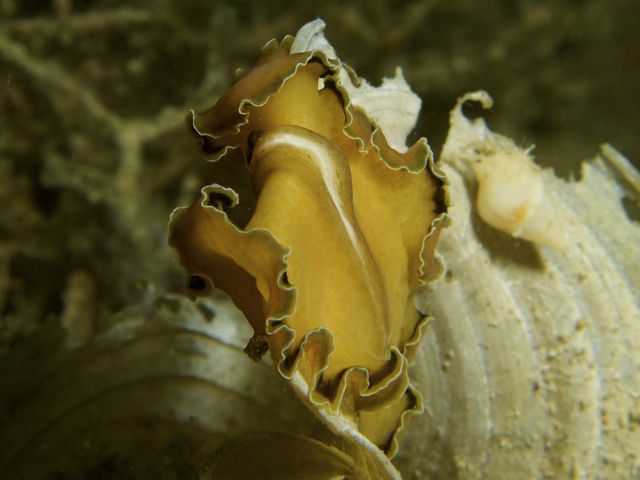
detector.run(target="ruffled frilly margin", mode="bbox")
[169,21,448,478]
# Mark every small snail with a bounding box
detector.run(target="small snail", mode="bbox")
[442,91,564,248]
[472,147,564,248]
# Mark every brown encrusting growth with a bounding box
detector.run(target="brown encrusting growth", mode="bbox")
[169,31,447,459]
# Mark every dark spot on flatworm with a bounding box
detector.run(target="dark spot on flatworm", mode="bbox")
[323,80,342,105]
[280,271,290,286]
[196,132,228,159]
[208,192,233,209]
[246,131,262,164]
[188,275,207,291]
[270,320,284,328]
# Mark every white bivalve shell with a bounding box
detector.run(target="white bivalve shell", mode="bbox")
[394,92,640,480]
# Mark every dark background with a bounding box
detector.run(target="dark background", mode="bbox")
[1,0,638,359]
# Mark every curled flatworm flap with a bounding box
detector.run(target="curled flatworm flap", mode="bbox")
[170,19,448,462]
[190,37,341,161]
[191,49,312,143]
[168,185,295,351]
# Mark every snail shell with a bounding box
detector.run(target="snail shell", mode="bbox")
[472,148,564,248]
[443,91,564,248]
